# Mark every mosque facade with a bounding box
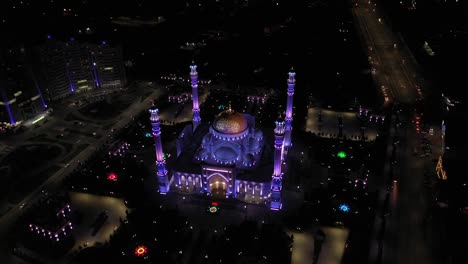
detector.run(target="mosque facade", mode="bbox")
[150,64,296,210]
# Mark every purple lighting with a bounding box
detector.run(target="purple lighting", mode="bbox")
[270,116,285,210]
[190,63,201,131]
[65,63,76,92]
[88,52,100,88]
[1,90,15,125]
[92,64,100,87]
[5,103,15,125]
[33,77,47,108]
[284,70,295,148]
[101,40,107,45]
[149,102,170,193]
[47,34,51,39]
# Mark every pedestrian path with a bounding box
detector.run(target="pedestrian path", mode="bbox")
[317,227,349,264]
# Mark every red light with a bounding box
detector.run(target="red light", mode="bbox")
[134,245,148,257]
[211,201,218,206]
[107,173,118,181]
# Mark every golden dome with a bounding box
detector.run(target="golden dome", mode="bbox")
[213,109,248,135]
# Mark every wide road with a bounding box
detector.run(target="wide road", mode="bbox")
[351,1,438,264]
[0,86,165,263]
[381,111,436,264]
[352,0,420,104]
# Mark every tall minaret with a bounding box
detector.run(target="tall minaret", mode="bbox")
[270,116,285,210]
[284,69,296,148]
[190,63,201,132]
[149,102,169,194]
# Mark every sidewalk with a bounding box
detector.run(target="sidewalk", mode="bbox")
[317,227,349,264]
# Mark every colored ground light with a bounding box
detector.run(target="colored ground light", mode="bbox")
[338,204,350,213]
[134,245,148,257]
[337,151,347,159]
[207,201,220,214]
[107,172,118,181]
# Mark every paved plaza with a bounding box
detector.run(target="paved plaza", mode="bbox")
[69,192,128,253]
[306,107,378,141]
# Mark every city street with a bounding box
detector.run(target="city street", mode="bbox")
[353,0,420,104]
[381,112,435,264]
[352,1,439,264]
[2,0,462,263]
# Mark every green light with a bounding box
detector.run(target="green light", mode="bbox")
[337,151,347,159]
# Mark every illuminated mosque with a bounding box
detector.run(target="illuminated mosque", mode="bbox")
[149,64,296,210]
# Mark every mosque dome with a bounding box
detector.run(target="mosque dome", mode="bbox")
[202,133,213,145]
[254,129,263,140]
[197,147,209,160]
[244,137,260,153]
[212,109,248,135]
[214,146,238,162]
[243,153,255,166]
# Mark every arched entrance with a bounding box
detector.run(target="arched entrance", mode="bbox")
[209,174,228,198]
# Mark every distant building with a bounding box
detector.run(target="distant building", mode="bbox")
[65,41,95,93]
[90,42,127,89]
[39,39,127,101]
[0,45,47,126]
[38,41,71,100]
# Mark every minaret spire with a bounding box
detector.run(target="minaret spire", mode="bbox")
[270,115,285,210]
[149,102,170,194]
[190,62,201,132]
[284,69,296,148]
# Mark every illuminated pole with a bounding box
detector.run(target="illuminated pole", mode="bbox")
[4,101,15,125]
[190,63,201,132]
[270,116,285,210]
[284,69,295,148]
[149,102,169,194]
[0,90,15,125]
